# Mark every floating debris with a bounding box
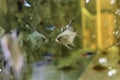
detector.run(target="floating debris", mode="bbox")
[55,19,76,49]
[93,65,107,72]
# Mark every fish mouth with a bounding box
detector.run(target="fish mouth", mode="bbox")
[55,38,58,42]
[42,38,48,43]
[55,37,60,43]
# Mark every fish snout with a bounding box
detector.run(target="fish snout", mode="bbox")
[55,38,59,42]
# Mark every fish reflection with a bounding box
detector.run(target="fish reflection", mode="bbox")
[42,52,53,61]
[93,65,107,72]
[25,21,48,50]
[55,19,76,49]
[58,66,76,72]
[27,31,48,49]
[0,29,26,80]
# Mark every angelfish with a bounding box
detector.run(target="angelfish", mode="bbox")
[55,20,76,49]
[25,21,48,49]
[0,29,26,80]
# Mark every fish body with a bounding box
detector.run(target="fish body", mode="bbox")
[27,31,48,49]
[55,29,76,48]
[0,29,26,80]
[55,20,76,49]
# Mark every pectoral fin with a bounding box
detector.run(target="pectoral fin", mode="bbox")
[71,42,75,47]
[64,44,72,49]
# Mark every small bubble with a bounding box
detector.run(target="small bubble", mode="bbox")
[116,31,119,35]
[29,16,33,20]
[85,0,90,3]
[26,24,29,27]
[108,66,112,70]
[108,69,117,77]
[98,57,107,64]
[114,20,116,23]
[115,9,120,15]
[110,0,116,4]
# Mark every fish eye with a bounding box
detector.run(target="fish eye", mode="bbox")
[41,37,46,42]
[57,36,62,41]
[16,29,20,36]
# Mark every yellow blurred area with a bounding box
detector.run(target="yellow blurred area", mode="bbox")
[80,0,116,50]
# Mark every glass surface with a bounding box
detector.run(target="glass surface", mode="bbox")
[0,0,119,80]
